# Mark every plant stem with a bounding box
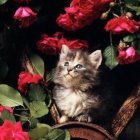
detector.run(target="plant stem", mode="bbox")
[14,113,28,119]
[119,0,125,15]
[110,31,113,46]
[15,108,29,111]
[113,13,119,18]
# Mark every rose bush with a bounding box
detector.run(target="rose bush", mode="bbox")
[37,32,88,54]
[117,47,140,64]
[0,0,140,140]
[0,120,30,140]
[0,106,13,116]
[57,0,114,31]
[105,16,140,34]
[18,72,42,93]
[13,7,37,28]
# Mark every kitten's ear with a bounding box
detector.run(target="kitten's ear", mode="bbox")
[60,44,71,59]
[89,50,102,69]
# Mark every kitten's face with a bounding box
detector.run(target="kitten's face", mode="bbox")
[54,45,102,87]
[57,50,87,80]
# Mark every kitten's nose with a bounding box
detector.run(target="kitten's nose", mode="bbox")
[67,68,72,72]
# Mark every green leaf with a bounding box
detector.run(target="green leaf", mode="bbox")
[134,40,140,55]
[0,0,7,5]
[1,110,16,123]
[45,129,70,140]
[28,123,51,140]
[22,97,30,109]
[45,92,52,107]
[30,54,44,77]
[19,111,30,124]
[125,0,140,4]
[29,84,46,101]
[0,84,23,107]
[20,112,38,128]
[103,46,118,69]
[133,33,140,55]
[123,35,135,43]
[29,101,48,118]
[45,70,55,82]
[0,60,8,82]
[125,2,140,16]
[30,118,38,129]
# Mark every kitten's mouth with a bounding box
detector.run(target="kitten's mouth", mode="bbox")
[65,73,73,78]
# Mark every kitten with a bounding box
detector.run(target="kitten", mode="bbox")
[53,44,116,126]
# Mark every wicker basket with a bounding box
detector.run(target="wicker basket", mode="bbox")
[53,121,116,140]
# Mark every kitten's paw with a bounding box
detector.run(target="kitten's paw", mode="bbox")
[58,115,69,123]
[76,114,92,123]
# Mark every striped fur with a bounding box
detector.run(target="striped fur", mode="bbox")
[53,45,106,123]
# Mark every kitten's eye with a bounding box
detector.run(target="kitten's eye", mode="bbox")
[75,64,83,70]
[64,62,69,66]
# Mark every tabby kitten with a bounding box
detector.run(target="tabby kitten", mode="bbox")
[53,45,115,125]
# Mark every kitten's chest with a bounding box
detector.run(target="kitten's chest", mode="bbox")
[53,88,99,117]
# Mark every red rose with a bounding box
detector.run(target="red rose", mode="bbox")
[117,47,140,64]
[13,0,31,3]
[13,7,37,28]
[30,74,43,83]
[66,40,88,50]
[57,0,114,31]
[37,33,62,54]
[105,16,140,34]
[37,32,88,54]
[0,106,13,116]
[18,72,42,93]
[0,120,30,140]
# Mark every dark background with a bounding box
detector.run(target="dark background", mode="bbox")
[0,0,140,139]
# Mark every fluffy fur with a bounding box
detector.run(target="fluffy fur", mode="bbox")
[53,45,116,127]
